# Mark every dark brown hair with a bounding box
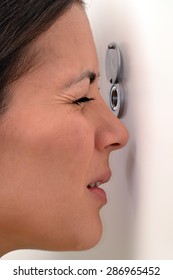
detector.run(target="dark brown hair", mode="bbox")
[0,0,84,115]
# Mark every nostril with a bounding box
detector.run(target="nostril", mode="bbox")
[111,143,121,147]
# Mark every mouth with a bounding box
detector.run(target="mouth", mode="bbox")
[87,170,112,204]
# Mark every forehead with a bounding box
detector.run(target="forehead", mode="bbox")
[35,4,98,76]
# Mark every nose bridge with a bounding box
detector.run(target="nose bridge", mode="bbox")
[95,96,129,151]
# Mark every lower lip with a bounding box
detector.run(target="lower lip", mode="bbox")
[88,187,107,204]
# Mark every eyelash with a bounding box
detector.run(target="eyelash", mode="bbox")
[73,96,95,106]
[72,73,100,106]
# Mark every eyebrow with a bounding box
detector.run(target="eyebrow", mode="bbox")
[68,70,100,87]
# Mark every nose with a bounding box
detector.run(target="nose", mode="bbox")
[95,97,129,152]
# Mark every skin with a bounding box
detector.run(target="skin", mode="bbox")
[0,4,128,256]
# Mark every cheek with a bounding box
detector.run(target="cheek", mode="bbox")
[24,115,94,178]
[0,111,102,251]
[0,109,92,189]
[1,113,95,216]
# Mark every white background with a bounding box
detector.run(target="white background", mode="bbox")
[2,0,173,259]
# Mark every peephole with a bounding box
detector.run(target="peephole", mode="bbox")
[105,42,125,118]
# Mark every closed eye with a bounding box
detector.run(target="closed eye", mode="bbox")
[73,96,95,106]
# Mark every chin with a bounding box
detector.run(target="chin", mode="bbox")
[15,211,104,253]
[72,221,103,251]
[39,220,103,253]
[75,234,102,251]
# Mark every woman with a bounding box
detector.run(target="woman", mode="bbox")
[0,0,128,257]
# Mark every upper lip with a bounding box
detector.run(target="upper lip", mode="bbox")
[87,169,112,187]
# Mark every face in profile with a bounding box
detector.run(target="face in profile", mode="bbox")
[0,4,128,255]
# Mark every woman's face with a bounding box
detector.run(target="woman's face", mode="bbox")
[0,4,128,253]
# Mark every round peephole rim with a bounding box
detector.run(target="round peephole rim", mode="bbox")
[110,84,120,112]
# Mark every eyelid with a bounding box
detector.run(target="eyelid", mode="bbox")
[73,96,95,106]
